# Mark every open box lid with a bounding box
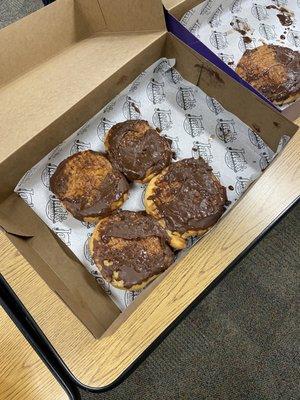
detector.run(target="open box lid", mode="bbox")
[0,0,166,199]
[163,0,279,108]
[163,0,300,118]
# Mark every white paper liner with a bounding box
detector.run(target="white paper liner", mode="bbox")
[15,57,282,310]
[180,0,300,109]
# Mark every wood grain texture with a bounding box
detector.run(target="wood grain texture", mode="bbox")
[0,306,68,400]
[1,121,300,389]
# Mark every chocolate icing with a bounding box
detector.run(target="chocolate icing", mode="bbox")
[106,120,173,181]
[236,45,300,103]
[243,36,252,44]
[50,150,129,221]
[92,211,174,288]
[149,158,227,233]
[266,5,294,27]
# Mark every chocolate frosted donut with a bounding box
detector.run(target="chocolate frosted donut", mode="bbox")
[50,150,129,222]
[145,158,227,249]
[236,44,300,105]
[105,120,173,182]
[90,211,174,290]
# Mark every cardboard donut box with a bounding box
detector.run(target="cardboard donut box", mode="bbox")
[164,0,300,121]
[0,0,298,338]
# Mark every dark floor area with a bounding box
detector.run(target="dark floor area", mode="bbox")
[81,203,300,400]
[1,2,299,399]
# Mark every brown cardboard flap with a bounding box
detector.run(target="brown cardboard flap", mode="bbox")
[0,214,33,238]
[0,194,42,237]
[282,99,300,121]
[0,32,164,165]
[0,0,165,89]
[165,34,297,150]
[95,0,165,32]
[0,194,119,337]
[0,0,90,88]
[163,0,204,18]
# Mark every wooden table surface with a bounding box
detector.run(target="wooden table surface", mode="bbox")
[0,304,68,400]
[1,117,299,395]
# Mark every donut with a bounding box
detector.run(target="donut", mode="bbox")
[50,150,129,222]
[104,120,173,182]
[236,44,300,105]
[144,158,227,249]
[90,210,174,290]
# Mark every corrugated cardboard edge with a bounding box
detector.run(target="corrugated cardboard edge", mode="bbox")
[0,194,119,338]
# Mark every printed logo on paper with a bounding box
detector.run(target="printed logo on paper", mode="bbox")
[272,0,288,6]
[103,100,116,114]
[206,96,223,115]
[287,30,300,47]
[16,188,34,207]
[259,152,271,171]
[248,128,265,149]
[251,4,268,21]
[84,233,94,265]
[95,275,112,295]
[192,141,213,164]
[17,168,36,187]
[46,195,68,223]
[123,96,141,120]
[209,5,223,27]
[225,147,247,172]
[200,0,214,15]
[49,144,63,160]
[97,117,115,142]
[124,290,141,307]
[176,87,196,110]
[238,36,256,52]
[209,31,228,49]
[278,135,290,149]
[230,0,243,13]
[153,59,171,75]
[259,23,276,40]
[163,135,180,156]
[70,139,91,155]
[147,79,166,104]
[53,227,71,246]
[166,68,183,85]
[190,20,202,37]
[129,72,146,93]
[41,163,57,188]
[152,109,173,131]
[181,10,195,27]
[235,176,250,195]
[183,114,204,137]
[216,119,237,143]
